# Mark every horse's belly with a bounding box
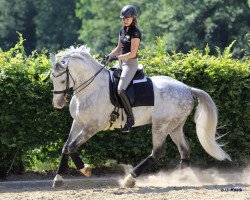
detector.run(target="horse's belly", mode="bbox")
[111,106,153,129]
[133,106,154,126]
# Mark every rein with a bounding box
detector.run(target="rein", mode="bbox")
[52,61,105,97]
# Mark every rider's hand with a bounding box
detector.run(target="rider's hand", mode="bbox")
[109,55,118,62]
[101,55,109,65]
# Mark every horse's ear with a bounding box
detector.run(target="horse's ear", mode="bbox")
[50,54,56,65]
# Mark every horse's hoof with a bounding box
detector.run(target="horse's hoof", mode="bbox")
[80,165,92,177]
[52,174,64,188]
[52,180,64,188]
[124,174,136,188]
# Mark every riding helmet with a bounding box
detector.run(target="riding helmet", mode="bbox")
[120,5,137,19]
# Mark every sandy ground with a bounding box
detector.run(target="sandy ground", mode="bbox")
[0,167,249,200]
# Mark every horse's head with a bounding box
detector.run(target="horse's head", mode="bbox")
[50,53,75,109]
[50,45,102,109]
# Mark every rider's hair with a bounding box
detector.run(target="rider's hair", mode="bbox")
[132,18,138,27]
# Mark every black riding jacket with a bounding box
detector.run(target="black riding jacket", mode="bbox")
[119,25,141,56]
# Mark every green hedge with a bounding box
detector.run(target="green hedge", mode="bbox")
[0,37,249,178]
[0,37,71,177]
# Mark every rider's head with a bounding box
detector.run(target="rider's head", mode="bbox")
[120,5,138,27]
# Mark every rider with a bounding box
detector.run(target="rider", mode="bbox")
[107,5,141,133]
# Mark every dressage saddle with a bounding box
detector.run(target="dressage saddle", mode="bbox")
[109,67,154,108]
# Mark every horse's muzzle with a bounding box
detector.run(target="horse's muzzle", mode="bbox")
[52,95,66,109]
[53,102,64,109]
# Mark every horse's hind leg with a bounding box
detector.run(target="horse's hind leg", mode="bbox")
[124,122,168,187]
[169,120,191,168]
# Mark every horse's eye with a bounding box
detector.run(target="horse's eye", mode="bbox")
[61,60,66,64]
[61,80,66,84]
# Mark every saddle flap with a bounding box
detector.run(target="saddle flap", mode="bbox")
[109,69,154,108]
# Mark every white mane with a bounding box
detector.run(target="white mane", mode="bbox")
[55,45,91,60]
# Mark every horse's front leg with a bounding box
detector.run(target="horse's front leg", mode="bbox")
[53,121,91,188]
[67,126,96,154]
[67,127,96,176]
[52,153,69,188]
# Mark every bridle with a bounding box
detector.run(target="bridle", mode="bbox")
[52,62,74,96]
[51,61,105,97]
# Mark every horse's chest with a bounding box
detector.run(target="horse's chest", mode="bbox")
[70,97,92,117]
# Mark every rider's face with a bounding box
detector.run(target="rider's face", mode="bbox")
[122,17,133,26]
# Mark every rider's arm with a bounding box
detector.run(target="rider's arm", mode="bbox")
[118,38,140,60]
[109,35,122,56]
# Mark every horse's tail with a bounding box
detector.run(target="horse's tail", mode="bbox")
[191,87,231,161]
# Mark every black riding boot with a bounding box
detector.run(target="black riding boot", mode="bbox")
[119,90,134,133]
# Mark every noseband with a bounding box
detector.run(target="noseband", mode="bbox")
[52,61,105,97]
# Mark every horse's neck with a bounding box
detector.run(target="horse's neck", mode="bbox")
[73,60,109,99]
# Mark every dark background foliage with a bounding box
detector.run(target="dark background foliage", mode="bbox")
[0,0,249,56]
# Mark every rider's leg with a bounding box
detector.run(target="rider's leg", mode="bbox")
[117,58,138,133]
[119,90,134,132]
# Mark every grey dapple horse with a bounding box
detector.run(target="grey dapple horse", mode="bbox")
[50,46,231,188]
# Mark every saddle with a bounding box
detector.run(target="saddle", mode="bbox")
[109,68,154,108]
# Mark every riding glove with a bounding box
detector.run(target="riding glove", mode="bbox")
[101,55,109,65]
[109,55,118,62]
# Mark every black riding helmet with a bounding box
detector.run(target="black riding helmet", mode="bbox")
[120,5,137,19]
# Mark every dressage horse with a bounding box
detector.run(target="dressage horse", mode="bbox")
[50,46,231,188]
